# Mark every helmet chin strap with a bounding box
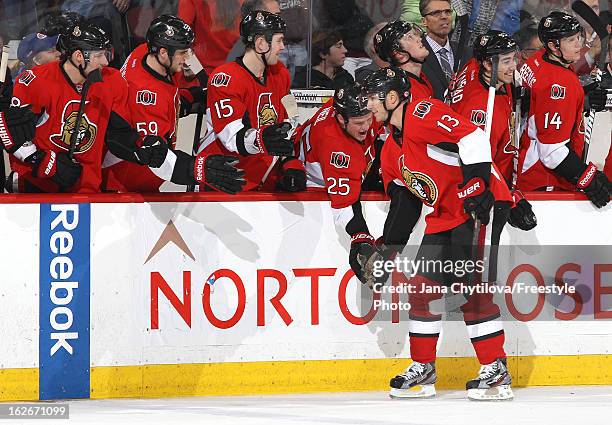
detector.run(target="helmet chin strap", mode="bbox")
[394,49,426,66]
[67,53,89,80]
[383,97,406,127]
[549,41,573,65]
[338,115,365,144]
[154,51,174,78]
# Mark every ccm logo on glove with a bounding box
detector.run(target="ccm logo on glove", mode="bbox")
[457,178,485,199]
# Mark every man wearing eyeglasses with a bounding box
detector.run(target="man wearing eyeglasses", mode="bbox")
[419,0,457,100]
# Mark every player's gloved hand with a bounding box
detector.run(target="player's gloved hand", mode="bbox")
[255,122,294,156]
[508,190,537,230]
[349,232,378,284]
[193,153,245,194]
[28,150,82,188]
[584,82,607,113]
[576,162,610,208]
[0,107,38,154]
[135,135,168,168]
[458,177,494,225]
[277,157,306,192]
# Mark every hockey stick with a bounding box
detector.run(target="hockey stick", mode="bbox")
[187,102,205,192]
[511,70,523,189]
[571,0,610,162]
[471,54,499,283]
[260,94,299,186]
[68,68,103,160]
[0,45,10,192]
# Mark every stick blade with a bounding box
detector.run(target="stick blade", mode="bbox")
[281,94,299,120]
[572,0,609,39]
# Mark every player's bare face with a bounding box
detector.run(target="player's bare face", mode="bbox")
[345,113,373,142]
[171,49,189,73]
[558,33,584,63]
[497,51,518,84]
[33,48,61,65]
[326,40,347,67]
[84,50,109,73]
[263,34,285,65]
[398,27,428,62]
[366,94,388,122]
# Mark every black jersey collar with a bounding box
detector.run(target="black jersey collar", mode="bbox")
[236,56,267,86]
[142,54,174,85]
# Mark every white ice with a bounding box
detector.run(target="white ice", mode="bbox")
[4,386,612,425]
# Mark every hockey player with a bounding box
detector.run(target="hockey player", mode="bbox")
[451,31,537,231]
[296,83,379,282]
[102,15,243,194]
[199,11,305,192]
[372,20,433,197]
[516,11,610,208]
[363,67,515,401]
[6,22,157,193]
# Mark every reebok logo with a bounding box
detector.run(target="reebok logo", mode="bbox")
[578,165,596,188]
[195,156,205,182]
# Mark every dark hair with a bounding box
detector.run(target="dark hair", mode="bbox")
[419,0,451,17]
[311,30,342,66]
[516,19,540,50]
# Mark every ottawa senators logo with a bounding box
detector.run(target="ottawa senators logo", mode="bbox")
[50,100,97,154]
[413,100,433,119]
[136,90,157,106]
[362,144,375,181]
[257,92,278,127]
[18,70,36,86]
[330,151,350,168]
[399,155,438,205]
[550,84,566,100]
[470,109,487,127]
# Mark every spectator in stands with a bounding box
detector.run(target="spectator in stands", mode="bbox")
[16,33,61,73]
[61,0,134,67]
[226,0,281,63]
[0,0,38,40]
[179,0,243,74]
[573,0,604,76]
[292,30,354,89]
[355,22,389,83]
[278,0,308,81]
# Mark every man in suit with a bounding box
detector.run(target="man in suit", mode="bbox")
[419,0,457,100]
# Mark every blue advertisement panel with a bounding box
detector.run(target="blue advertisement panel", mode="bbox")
[39,204,90,400]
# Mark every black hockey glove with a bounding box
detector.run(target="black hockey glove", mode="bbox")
[193,153,245,194]
[349,232,378,284]
[584,82,607,113]
[457,177,494,225]
[576,162,610,208]
[0,107,37,153]
[508,190,537,231]
[0,94,11,111]
[255,122,294,156]
[277,157,306,192]
[135,135,168,167]
[28,150,82,189]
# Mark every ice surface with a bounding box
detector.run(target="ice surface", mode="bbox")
[3,386,611,425]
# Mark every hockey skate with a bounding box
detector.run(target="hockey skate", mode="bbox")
[389,361,436,399]
[466,358,513,401]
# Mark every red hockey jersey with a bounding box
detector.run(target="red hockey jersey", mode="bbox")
[380,70,433,193]
[517,49,585,191]
[200,59,291,191]
[397,99,511,234]
[296,99,376,209]
[450,58,515,185]
[103,44,181,192]
[11,62,130,193]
